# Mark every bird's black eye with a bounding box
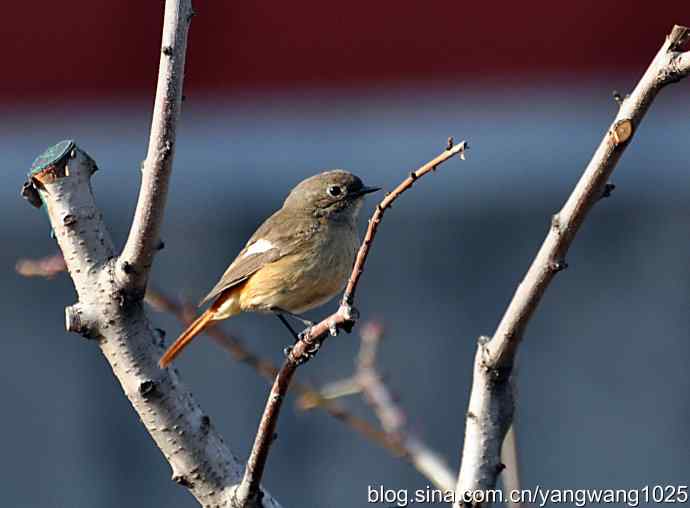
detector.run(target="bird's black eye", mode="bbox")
[327,185,342,197]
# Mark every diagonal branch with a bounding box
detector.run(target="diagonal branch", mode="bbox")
[299,321,457,491]
[343,139,468,306]
[232,139,468,507]
[355,322,456,491]
[454,24,690,507]
[487,24,690,370]
[119,0,193,294]
[675,50,690,75]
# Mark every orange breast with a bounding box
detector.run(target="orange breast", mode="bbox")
[238,250,352,314]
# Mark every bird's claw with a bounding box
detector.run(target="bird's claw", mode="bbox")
[296,341,321,365]
[297,326,313,341]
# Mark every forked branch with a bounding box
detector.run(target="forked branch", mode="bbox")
[19,2,281,506]
[454,24,690,507]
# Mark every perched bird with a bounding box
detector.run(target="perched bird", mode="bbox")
[159,170,379,368]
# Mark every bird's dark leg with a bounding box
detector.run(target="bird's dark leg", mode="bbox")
[275,313,300,342]
[274,312,309,359]
[270,307,315,327]
[272,309,317,361]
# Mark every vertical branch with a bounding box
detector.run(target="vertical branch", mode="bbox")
[454,25,690,507]
[25,146,275,507]
[119,0,194,294]
[20,2,283,506]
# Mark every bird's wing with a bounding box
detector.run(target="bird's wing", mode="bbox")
[198,212,319,307]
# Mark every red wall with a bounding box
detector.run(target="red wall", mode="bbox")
[3,1,688,102]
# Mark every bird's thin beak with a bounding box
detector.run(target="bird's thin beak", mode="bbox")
[357,186,381,196]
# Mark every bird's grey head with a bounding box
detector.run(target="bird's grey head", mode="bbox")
[283,170,380,220]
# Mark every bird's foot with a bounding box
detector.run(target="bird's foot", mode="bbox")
[282,341,320,365]
[280,326,321,365]
[297,326,313,341]
[296,341,321,365]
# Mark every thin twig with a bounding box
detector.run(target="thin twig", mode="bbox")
[356,322,406,435]
[299,321,456,490]
[455,25,690,506]
[355,322,456,491]
[119,0,193,294]
[233,139,468,507]
[343,140,468,306]
[15,253,66,279]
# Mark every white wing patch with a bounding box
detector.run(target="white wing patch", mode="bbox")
[242,239,274,258]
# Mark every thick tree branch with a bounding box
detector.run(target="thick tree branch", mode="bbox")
[20,2,282,506]
[674,50,690,75]
[454,25,690,507]
[232,139,468,507]
[24,147,284,507]
[119,0,193,294]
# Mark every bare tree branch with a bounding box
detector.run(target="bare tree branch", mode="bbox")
[488,25,689,371]
[232,139,468,507]
[356,322,456,491]
[297,321,456,490]
[454,24,690,507]
[19,2,283,506]
[343,139,468,306]
[24,147,281,507]
[15,252,66,278]
[118,0,193,294]
[673,48,690,75]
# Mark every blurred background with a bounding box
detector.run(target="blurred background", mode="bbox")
[2,2,689,507]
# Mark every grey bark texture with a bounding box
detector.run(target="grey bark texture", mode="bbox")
[454,25,690,507]
[23,1,282,507]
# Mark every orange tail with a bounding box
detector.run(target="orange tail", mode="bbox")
[159,309,215,368]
